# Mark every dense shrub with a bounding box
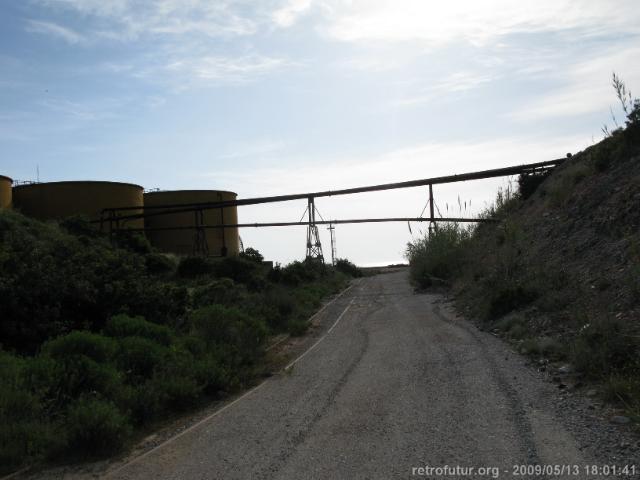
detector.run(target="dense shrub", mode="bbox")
[0,353,57,470]
[486,285,537,319]
[112,231,152,254]
[59,215,103,238]
[177,255,213,277]
[43,331,117,363]
[211,256,262,288]
[40,333,121,403]
[104,314,173,346]
[280,259,325,286]
[148,370,202,410]
[191,278,247,309]
[405,223,472,288]
[260,287,296,331]
[239,247,264,263]
[518,171,551,199]
[144,252,176,275]
[125,282,188,326]
[65,397,131,456]
[0,209,355,471]
[190,305,268,365]
[571,317,639,378]
[115,336,168,381]
[334,258,362,277]
[0,210,187,352]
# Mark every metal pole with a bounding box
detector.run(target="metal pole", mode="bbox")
[305,197,324,262]
[328,224,337,266]
[428,184,436,236]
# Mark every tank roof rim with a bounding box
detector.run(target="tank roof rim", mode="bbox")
[144,189,237,196]
[0,175,13,183]
[12,180,143,190]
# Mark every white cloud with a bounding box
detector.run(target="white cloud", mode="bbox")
[511,45,640,121]
[218,139,287,159]
[29,1,296,87]
[33,0,260,40]
[391,71,495,107]
[316,0,640,46]
[38,97,128,122]
[272,0,312,27]
[165,54,292,86]
[25,19,84,44]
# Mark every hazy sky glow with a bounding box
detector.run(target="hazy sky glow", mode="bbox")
[1,1,639,264]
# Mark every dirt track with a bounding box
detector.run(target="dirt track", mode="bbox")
[76,270,640,479]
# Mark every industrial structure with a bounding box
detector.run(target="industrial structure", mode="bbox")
[143,190,239,256]
[0,175,12,209]
[12,181,144,230]
[1,158,565,260]
[100,158,565,261]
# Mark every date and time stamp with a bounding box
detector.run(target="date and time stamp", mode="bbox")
[411,464,638,478]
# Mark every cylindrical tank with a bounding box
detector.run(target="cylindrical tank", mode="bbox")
[12,181,144,229]
[0,175,12,209]
[144,190,239,256]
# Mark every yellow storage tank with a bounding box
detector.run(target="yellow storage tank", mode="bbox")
[144,190,239,256]
[0,175,12,209]
[12,181,144,229]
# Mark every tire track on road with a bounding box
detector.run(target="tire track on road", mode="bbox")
[259,303,371,479]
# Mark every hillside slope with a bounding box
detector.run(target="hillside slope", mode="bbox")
[463,131,639,409]
[409,124,640,417]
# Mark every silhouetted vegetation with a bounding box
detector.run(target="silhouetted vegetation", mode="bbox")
[406,78,640,418]
[334,258,363,278]
[0,210,358,473]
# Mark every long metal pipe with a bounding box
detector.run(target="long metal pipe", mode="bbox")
[101,158,564,222]
[117,216,496,233]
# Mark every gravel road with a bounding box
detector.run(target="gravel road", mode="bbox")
[95,270,636,479]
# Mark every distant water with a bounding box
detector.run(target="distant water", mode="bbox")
[358,260,408,268]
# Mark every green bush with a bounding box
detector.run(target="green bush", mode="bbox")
[149,371,202,410]
[190,305,267,364]
[126,282,188,326]
[334,258,362,277]
[280,259,325,286]
[112,231,152,254]
[0,353,57,471]
[571,317,639,378]
[177,256,212,278]
[65,397,131,456]
[211,256,263,288]
[0,208,353,470]
[518,171,551,199]
[192,353,231,394]
[260,287,296,331]
[59,215,103,239]
[405,223,472,288]
[51,355,121,403]
[144,252,175,275]
[43,331,117,363]
[486,286,537,319]
[41,332,122,402]
[104,314,173,346]
[191,278,247,309]
[115,337,169,381]
[239,247,264,263]
[0,209,187,352]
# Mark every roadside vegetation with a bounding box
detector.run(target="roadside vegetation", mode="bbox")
[0,210,358,473]
[407,75,640,419]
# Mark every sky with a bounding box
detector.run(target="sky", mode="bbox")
[1,0,639,265]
